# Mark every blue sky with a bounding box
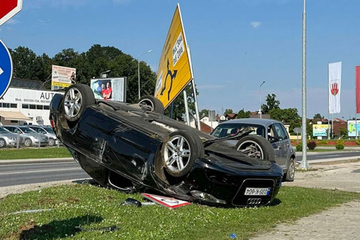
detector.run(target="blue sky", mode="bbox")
[1,0,360,120]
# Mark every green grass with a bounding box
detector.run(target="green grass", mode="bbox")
[0,147,72,160]
[0,184,359,240]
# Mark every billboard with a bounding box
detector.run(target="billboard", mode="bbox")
[154,3,193,108]
[312,124,328,137]
[90,77,126,102]
[51,65,76,90]
[348,120,360,137]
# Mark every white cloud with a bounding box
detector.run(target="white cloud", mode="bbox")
[250,22,262,28]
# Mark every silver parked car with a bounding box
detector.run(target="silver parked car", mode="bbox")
[211,118,296,182]
[0,126,21,148]
[29,125,59,146]
[3,125,49,147]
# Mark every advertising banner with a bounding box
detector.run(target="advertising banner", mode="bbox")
[348,120,360,137]
[51,65,76,89]
[154,3,193,108]
[328,62,342,114]
[356,66,360,113]
[90,77,126,102]
[312,124,329,137]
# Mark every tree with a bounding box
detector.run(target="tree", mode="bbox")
[262,94,280,114]
[224,109,233,115]
[313,113,323,119]
[236,109,251,118]
[269,108,301,133]
[199,109,209,118]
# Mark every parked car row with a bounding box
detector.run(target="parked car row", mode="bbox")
[0,125,59,148]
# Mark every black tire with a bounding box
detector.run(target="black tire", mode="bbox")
[235,135,275,161]
[162,130,204,177]
[24,138,32,147]
[138,95,164,114]
[284,158,296,182]
[63,84,95,122]
[0,139,6,148]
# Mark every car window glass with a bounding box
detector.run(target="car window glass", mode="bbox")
[274,123,286,140]
[212,124,265,138]
[268,125,277,142]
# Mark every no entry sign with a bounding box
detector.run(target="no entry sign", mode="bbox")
[0,0,23,26]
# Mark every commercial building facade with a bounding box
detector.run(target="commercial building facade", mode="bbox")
[0,79,63,126]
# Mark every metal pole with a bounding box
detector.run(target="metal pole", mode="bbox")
[259,81,265,119]
[299,0,309,169]
[137,50,152,99]
[183,90,190,126]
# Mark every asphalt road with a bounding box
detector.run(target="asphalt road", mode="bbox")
[0,160,89,187]
[0,150,359,188]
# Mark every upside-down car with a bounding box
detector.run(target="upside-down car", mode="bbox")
[49,84,283,207]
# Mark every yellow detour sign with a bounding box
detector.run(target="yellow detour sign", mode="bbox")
[154,3,193,109]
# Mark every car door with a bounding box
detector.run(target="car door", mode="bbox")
[272,123,289,169]
[267,124,285,169]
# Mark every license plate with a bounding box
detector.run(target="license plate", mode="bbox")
[244,187,270,196]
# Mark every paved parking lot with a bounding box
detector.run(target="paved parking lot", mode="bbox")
[251,160,360,240]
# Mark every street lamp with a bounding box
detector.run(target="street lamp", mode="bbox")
[138,49,152,99]
[100,70,111,78]
[259,81,265,119]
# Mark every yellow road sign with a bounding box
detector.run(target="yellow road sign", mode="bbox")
[154,4,193,108]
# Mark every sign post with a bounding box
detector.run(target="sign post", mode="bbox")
[0,0,23,26]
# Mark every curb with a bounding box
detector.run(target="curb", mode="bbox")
[0,158,74,165]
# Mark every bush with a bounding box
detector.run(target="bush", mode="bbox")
[318,140,328,145]
[296,144,302,151]
[335,143,345,150]
[336,139,345,145]
[307,141,317,150]
[356,139,360,145]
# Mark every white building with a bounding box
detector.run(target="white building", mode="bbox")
[0,79,63,126]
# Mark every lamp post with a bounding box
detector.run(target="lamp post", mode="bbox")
[138,49,152,99]
[100,70,110,78]
[259,81,265,119]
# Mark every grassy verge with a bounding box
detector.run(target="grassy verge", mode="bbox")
[0,147,72,160]
[0,184,359,240]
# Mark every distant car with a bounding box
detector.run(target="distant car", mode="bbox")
[49,84,283,207]
[0,126,21,148]
[29,125,59,146]
[211,118,296,182]
[3,125,49,147]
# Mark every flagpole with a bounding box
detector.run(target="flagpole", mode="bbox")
[356,66,358,139]
[328,63,330,139]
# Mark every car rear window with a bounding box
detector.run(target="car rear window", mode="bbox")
[211,124,265,138]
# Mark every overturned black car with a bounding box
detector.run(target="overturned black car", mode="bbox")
[49,84,283,207]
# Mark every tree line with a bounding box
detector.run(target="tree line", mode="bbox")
[9,44,156,104]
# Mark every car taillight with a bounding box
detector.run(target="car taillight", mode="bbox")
[50,119,55,129]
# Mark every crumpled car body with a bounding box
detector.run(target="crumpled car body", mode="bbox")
[49,84,283,207]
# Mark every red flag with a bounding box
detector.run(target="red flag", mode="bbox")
[356,66,360,113]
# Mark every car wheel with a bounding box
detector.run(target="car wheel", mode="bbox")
[24,138,32,147]
[285,158,296,182]
[138,95,164,114]
[163,130,204,177]
[0,139,6,148]
[48,138,55,146]
[235,135,275,161]
[64,84,95,122]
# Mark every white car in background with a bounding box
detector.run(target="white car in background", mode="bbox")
[29,125,59,146]
[0,126,22,148]
[3,125,49,147]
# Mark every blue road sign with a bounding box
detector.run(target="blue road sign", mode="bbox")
[0,39,12,99]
